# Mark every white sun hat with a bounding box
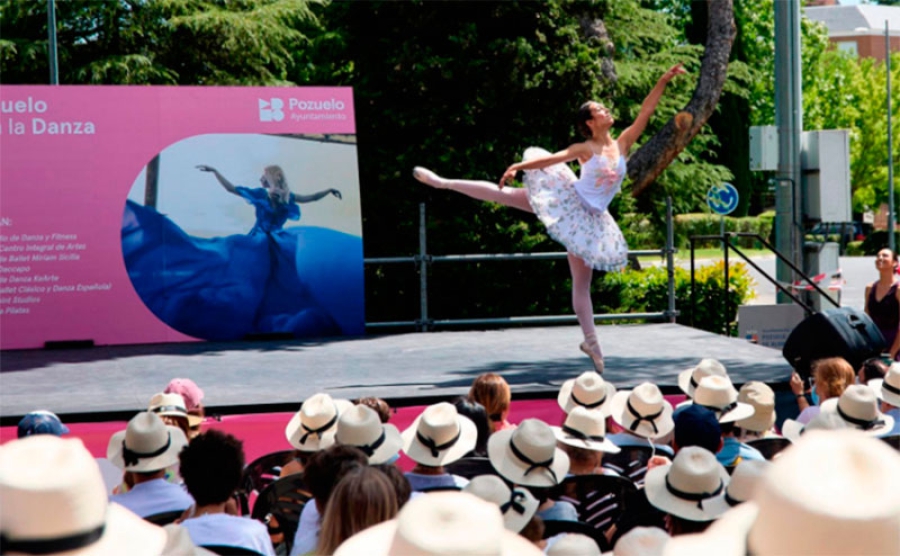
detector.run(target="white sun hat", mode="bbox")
[1,435,168,556]
[816,384,894,436]
[335,404,403,464]
[401,402,477,466]
[463,475,539,533]
[734,381,776,433]
[557,371,617,415]
[704,459,771,516]
[285,393,353,452]
[488,418,570,488]
[679,376,755,424]
[663,430,900,556]
[870,361,900,407]
[552,406,621,454]
[147,392,189,420]
[547,533,601,555]
[677,359,728,398]
[609,382,675,439]
[644,446,730,522]
[334,491,543,556]
[611,526,669,556]
[107,411,188,473]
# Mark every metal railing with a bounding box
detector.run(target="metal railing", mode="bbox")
[688,231,840,336]
[365,197,678,331]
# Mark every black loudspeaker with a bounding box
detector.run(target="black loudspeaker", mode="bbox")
[782,307,886,378]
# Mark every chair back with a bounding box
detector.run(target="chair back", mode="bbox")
[443,457,499,480]
[746,437,793,460]
[250,473,311,555]
[200,545,264,556]
[541,519,610,553]
[143,509,184,526]
[600,445,658,487]
[881,434,900,451]
[238,449,295,514]
[550,474,637,534]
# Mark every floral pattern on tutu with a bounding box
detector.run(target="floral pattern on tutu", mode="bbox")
[522,147,629,272]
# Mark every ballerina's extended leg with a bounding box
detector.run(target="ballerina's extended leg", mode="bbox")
[568,253,604,373]
[413,167,533,213]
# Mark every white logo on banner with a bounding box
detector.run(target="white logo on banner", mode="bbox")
[258,98,284,122]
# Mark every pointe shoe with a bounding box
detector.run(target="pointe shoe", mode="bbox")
[579,342,605,374]
[412,166,447,189]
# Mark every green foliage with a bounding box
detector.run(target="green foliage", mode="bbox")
[673,213,773,249]
[595,261,756,335]
[860,232,900,256]
[845,241,865,257]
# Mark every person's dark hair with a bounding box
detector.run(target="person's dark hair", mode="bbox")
[355,397,392,424]
[718,421,736,437]
[673,406,721,454]
[519,515,545,544]
[667,514,713,536]
[303,444,368,512]
[372,463,412,508]
[521,485,551,505]
[452,396,490,457]
[859,358,888,384]
[576,101,595,139]
[178,429,245,506]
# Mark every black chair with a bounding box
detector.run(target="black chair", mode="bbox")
[746,437,793,460]
[542,519,610,553]
[550,474,637,534]
[143,509,185,526]
[237,449,294,515]
[250,473,311,555]
[200,545,265,556]
[881,434,900,451]
[601,445,662,487]
[443,456,499,480]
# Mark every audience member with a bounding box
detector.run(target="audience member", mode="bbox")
[786,384,894,441]
[107,412,192,518]
[790,356,855,424]
[354,396,392,423]
[870,361,900,435]
[452,396,491,457]
[557,371,616,415]
[178,430,274,555]
[0,435,171,556]
[147,392,191,438]
[164,378,206,438]
[672,405,721,454]
[316,466,399,555]
[666,430,900,555]
[289,444,368,556]
[682,376,763,466]
[677,359,728,400]
[858,357,888,385]
[333,491,542,555]
[733,381,778,441]
[518,515,547,550]
[608,382,676,457]
[401,402,476,491]
[644,446,730,536]
[552,406,621,475]
[372,463,412,509]
[16,410,69,439]
[335,404,403,464]
[281,392,353,477]
[611,526,669,556]
[463,474,539,532]
[469,373,515,432]
[705,459,770,517]
[546,533,601,555]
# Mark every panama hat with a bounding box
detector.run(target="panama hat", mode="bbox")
[782,409,850,442]
[547,533,601,555]
[704,459,771,516]
[558,371,617,415]
[0,435,168,556]
[609,382,675,439]
[644,446,730,522]
[679,376,755,424]
[147,392,189,420]
[488,418,570,488]
[552,406,621,453]
[734,382,776,433]
[677,359,728,398]
[334,491,543,556]
[664,430,900,556]
[870,362,900,407]
[609,526,669,556]
[463,475,539,533]
[401,402,477,466]
[335,404,403,465]
[817,384,894,435]
[285,393,353,452]
[107,411,188,472]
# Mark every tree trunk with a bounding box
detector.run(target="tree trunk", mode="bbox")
[628,0,735,198]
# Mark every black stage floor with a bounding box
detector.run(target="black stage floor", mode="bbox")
[0,323,793,423]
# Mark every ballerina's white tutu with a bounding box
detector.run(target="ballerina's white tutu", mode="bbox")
[523,147,629,271]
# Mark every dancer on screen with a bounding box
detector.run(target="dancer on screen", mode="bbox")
[413,64,686,373]
[122,163,359,341]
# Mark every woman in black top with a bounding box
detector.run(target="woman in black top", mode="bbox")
[865,248,900,360]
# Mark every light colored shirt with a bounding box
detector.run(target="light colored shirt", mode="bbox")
[181,513,275,556]
[883,407,900,436]
[109,478,193,518]
[288,502,319,556]
[537,500,579,522]
[716,436,765,467]
[404,472,469,492]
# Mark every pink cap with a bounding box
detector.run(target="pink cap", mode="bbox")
[164,378,204,411]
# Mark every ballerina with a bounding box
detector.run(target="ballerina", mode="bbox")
[413,63,686,372]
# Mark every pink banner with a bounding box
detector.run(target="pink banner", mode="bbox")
[0,86,362,349]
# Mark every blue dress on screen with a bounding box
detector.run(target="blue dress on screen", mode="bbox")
[121,186,364,341]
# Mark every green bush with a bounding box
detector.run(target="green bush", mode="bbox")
[845,241,865,256]
[674,214,773,250]
[595,261,757,336]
